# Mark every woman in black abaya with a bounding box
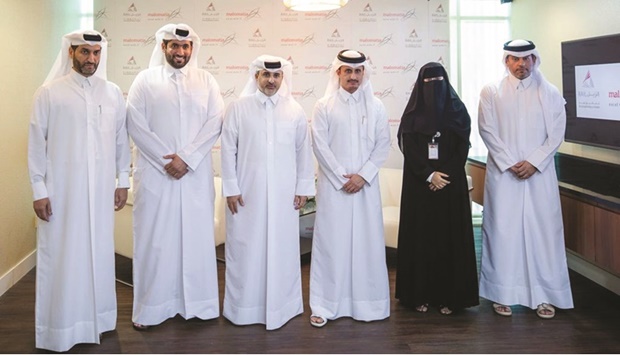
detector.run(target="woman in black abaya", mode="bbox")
[395,62,479,315]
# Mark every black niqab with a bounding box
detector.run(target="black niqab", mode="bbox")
[397,62,470,149]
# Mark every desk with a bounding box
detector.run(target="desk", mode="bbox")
[465,154,620,278]
[299,199,316,257]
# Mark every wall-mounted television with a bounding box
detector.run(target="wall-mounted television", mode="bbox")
[561,34,620,150]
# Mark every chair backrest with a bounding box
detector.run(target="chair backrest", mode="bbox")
[379,168,403,207]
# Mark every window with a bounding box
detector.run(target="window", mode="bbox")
[450,0,511,158]
[81,0,94,29]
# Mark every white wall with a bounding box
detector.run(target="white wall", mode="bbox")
[0,0,83,296]
[511,0,620,165]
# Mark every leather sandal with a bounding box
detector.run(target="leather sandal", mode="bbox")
[493,303,512,317]
[310,314,327,328]
[536,303,555,319]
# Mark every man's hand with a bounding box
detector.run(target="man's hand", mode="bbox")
[294,195,308,210]
[429,171,450,192]
[342,173,366,194]
[115,188,129,211]
[227,195,245,214]
[164,154,189,180]
[33,198,52,222]
[510,160,537,180]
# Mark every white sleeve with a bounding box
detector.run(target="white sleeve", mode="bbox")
[177,75,225,171]
[114,87,131,188]
[220,101,241,197]
[311,100,348,190]
[358,101,391,185]
[28,86,50,200]
[478,84,518,172]
[126,72,172,175]
[294,108,316,196]
[526,87,566,172]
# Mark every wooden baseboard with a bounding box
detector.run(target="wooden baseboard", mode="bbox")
[567,250,620,296]
[0,250,36,297]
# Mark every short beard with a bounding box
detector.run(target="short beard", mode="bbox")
[73,56,98,76]
[165,52,189,69]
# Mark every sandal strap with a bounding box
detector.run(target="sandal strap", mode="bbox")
[538,303,555,313]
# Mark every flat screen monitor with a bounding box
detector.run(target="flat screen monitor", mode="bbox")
[561,33,620,150]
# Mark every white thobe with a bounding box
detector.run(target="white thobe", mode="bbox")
[127,64,224,325]
[28,70,130,352]
[220,91,315,330]
[478,74,574,309]
[310,87,391,321]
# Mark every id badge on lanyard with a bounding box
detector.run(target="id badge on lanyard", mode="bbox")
[428,132,440,160]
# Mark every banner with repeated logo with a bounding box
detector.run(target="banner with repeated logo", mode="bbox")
[95,0,450,171]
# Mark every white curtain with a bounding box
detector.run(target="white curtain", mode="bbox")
[450,0,511,158]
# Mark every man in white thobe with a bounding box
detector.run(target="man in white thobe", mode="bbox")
[28,30,130,352]
[221,55,315,330]
[127,24,225,329]
[309,50,391,327]
[478,39,574,319]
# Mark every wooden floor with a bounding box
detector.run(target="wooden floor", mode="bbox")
[1,249,620,353]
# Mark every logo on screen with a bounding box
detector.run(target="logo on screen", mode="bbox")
[364,3,373,12]
[582,71,595,88]
[128,3,137,12]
